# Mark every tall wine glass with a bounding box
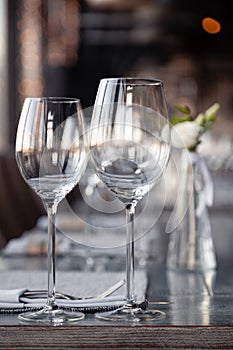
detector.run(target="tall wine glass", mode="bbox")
[89,78,170,322]
[15,97,87,323]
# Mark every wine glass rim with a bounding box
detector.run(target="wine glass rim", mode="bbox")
[100,77,163,86]
[25,97,81,103]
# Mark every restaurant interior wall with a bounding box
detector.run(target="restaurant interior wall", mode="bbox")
[1,0,232,154]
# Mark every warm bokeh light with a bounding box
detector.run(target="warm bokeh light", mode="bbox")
[202,17,221,34]
[17,0,44,105]
[47,0,80,67]
[17,0,80,105]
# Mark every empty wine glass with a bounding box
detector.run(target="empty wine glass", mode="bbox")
[15,97,87,323]
[89,78,170,322]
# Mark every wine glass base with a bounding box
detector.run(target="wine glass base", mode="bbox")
[95,305,165,322]
[18,306,85,324]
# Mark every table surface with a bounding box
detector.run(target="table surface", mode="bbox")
[0,203,233,349]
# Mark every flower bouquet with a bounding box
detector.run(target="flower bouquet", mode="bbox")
[166,102,220,271]
[169,102,220,151]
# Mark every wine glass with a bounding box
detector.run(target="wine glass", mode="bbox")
[15,97,87,324]
[89,78,170,322]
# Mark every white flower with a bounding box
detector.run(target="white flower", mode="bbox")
[171,121,203,149]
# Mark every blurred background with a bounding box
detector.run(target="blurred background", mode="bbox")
[0,0,232,256]
[1,0,233,153]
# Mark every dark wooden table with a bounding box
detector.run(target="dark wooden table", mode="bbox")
[0,203,233,349]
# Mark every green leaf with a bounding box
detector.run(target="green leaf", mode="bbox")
[188,140,201,152]
[174,104,191,115]
[170,115,193,126]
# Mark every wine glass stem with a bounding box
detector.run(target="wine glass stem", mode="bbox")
[125,203,136,306]
[45,202,58,308]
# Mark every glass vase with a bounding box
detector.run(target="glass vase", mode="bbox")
[166,149,217,271]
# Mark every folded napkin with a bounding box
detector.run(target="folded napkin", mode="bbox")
[0,289,126,312]
[0,270,147,313]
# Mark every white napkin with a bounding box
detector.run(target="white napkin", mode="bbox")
[0,270,147,313]
[0,288,126,311]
